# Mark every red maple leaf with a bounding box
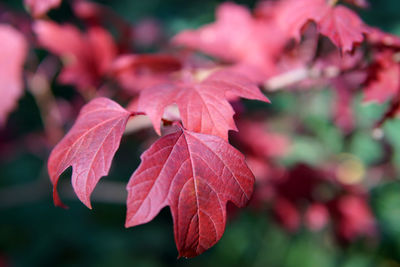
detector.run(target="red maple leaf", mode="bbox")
[34,20,117,91]
[24,0,62,17]
[137,69,269,140]
[126,126,255,257]
[0,25,27,125]
[48,97,132,208]
[173,2,287,80]
[277,0,369,53]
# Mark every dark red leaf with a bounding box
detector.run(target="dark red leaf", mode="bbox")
[126,126,255,257]
[274,197,300,232]
[364,51,400,104]
[48,98,131,208]
[331,71,367,133]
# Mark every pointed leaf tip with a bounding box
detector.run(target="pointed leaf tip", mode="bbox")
[48,97,131,208]
[126,127,254,256]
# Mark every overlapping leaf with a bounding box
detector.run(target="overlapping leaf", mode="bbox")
[366,26,400,48]
[0,25,27,125]
[111,54,182,94]
[126,126,255,257]
[34,20,117,91]
[173,2,287,79]
[137,70,269,140]
[48,98,132,208]
[364,51,400,104]
[277,0,369,53]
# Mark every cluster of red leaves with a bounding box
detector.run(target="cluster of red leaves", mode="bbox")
[230,119,376,242]
[174,0,400,128]
[34,20,117,91]
[0,0,399,258]
[256,164,376,242]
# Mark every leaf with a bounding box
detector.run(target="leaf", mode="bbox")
[126,126,255,257]
[34,20,117,91]
[137,69,269,140]
[24,0,62,17]
[0,25,28,125]
[48,97,132,208]
[276,0,326,41]
[331,71,367,133]
[366,26,400,48]
[364,51,400,104]
[111,54,182,94]
[334,195,377,241]
[319,6,367,53]
[173,2,286,79]
[277,0,369,53]
[231,119,291,159]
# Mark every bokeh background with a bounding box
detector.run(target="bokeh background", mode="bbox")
[2,0,400,266]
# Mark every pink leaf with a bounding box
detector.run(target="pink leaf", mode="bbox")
[111,54,182,93]
[277,0,369,53]
[34,21,117,91]
[0,25,28,125]
[366,26,400,48]
[305,203,329,231]
[335,195,377,241]
[173,2,287,79]
[319,6,367,53]
[48,97,131,208]
[276,0,327,42]
[126,126,255,257]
